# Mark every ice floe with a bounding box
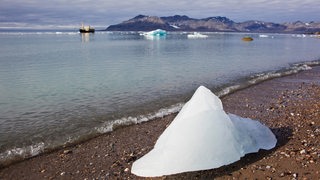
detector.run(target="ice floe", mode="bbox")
[187,32,208,39]
[140,29,167,39]
[131,86,277,177]
[259,34,269,38]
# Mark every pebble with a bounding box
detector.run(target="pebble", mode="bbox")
[300,149,306,154]
[63,149,72,154]
[280,151,290,157]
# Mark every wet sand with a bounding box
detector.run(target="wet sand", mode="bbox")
[1,66,320,179]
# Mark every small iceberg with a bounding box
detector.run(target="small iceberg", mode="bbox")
[131,86,277,177]
[187,32,208,39]
[259,34,269,38]
[141,29,167,39]
[295,34,307,38]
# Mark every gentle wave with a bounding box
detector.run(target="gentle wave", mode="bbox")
[217,61,319,97]
[1,60,319,168]
[0,142,45,167]
[95,103,184,134]
[93,60,320,137]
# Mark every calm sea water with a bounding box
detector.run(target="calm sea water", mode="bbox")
[0,30,319,165]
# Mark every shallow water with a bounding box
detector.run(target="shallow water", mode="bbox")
[0,30,319,165]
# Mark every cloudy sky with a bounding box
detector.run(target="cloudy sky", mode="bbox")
[0,0,319,28]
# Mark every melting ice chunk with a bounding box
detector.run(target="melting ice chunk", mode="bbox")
[131,86,277,177]
[187,32,208,39]
[141,29,167,36]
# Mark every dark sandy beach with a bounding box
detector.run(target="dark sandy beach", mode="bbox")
[1,66,319,179]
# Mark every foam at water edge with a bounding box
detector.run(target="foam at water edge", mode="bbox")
[96,60,320,134]
[249,63,313,84]
[0,142,45,167]
[216,85,241,97]
[95,103,184,133]
[217,61,319,97]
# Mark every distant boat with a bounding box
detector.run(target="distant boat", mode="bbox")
[242,36,253,41]
[79,24,95,33]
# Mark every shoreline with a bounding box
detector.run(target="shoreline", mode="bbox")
[1,60,319,168]
[1,66,320,179]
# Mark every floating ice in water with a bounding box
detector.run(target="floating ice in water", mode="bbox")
[259,34,269,38]
[141,29,167,37]
[293,34,307,38]
[131,86,277,177]
[187,32,208,39]
[140,29,167,40]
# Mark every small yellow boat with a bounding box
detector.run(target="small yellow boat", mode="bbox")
[242,36,253,41]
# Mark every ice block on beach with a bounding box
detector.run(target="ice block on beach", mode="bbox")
[131,86,277,177]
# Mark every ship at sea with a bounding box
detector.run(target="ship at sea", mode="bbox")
[79,23,95,33]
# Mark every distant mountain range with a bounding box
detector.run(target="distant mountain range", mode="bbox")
[106,15,320,33]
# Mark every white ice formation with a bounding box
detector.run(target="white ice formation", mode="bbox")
[131,86,277,177]
[259,34,269,38]
[141,29,167,37]
[187,32,208,39]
